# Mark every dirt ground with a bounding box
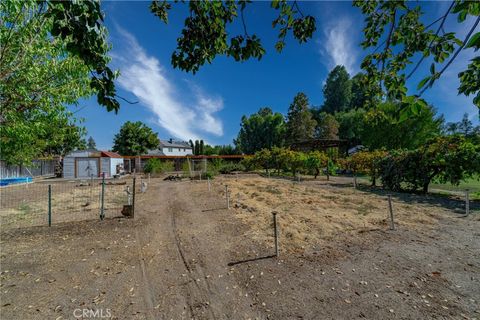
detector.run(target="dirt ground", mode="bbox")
[1,174,479,319]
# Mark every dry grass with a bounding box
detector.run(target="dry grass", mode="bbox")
[219,175,453,253]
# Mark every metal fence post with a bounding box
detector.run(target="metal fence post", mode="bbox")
[100,172,105,220]
[48,185,52,227]
[273,211,279,257]
[132,177,136,218]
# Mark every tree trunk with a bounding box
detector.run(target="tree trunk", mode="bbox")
[422,181,430,194]
[314,168,319,179]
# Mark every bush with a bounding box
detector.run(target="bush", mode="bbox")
[343,150,387,186]
[239,156,258,171]
[378,136,480,193]
[143,159,174,174]
[217,161,245,174]
[304,151,328,178]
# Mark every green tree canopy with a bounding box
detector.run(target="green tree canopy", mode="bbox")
[235,107,286,154]
[335,108,366,149]
[285,93,317,145]
[314,112,339,140]
[0,0,92,164]
[322,65,352,113]
[361,102,443,151]
[112,121,160,156]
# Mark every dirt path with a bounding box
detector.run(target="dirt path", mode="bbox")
[128,180,265,319]
[1,176,479,319]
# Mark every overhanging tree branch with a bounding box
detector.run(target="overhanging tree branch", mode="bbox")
[406,0,455,80]
[419,16,480,96]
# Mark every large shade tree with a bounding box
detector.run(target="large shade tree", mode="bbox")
[361,102,444,151]
[235,107,286,154]
[0,0,92,164]
[112,121,160,156]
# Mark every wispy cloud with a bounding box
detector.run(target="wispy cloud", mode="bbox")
[111,29,224,141]
[320,17,357,74]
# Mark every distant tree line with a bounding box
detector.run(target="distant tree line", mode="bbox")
[234,65,479,155]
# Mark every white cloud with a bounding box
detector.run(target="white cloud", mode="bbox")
[320,17,357,74]
[112,30,224,141]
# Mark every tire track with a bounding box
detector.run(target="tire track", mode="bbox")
[135,228,156,320]
[170,201,217,320]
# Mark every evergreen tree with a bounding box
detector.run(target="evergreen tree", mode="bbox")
[285,93,317,145]
[87,136,96,149]
[322,65,352,113]
[194,140,200,155]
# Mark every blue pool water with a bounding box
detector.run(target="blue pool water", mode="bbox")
[0,177,33,186]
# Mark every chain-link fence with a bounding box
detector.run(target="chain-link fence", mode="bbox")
[0,176,141,229]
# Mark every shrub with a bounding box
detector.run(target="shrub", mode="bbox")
[240,156,258,172]
[143,159,174,174]
[217,161,245,174]
[347,150,387,186]
[304,151,328,178]
[378,136,480,193]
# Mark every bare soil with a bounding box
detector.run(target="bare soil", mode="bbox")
[1,175,479,319]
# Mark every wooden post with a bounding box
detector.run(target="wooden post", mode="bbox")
[465,189,470,216]
[388,195,395,230]
[132,177,136,218]
[207,178,211,192]
[48,185,52,227]
[225,185,230,209]
[100,172,105,220]
[353,175,357,189]
[272,211,279,257]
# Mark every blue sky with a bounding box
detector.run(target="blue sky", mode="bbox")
[72,1,480,150]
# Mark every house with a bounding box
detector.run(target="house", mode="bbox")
[63,150,124,179]
[147,139,193,156]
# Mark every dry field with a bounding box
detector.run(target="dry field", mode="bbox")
[225,175,475,252]
[1,174,479,319]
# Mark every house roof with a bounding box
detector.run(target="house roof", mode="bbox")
[101,151,122,158]
[145,149,166,156]
[159,140,192,148]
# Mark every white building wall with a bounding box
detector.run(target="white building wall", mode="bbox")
[109,158,124,176]
[161,147,192,156]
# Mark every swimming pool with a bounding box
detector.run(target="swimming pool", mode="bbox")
[0,177,33,186]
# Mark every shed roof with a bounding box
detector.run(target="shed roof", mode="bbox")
[101,151,122,158]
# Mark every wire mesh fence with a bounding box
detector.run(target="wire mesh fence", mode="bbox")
[0,177,140,229]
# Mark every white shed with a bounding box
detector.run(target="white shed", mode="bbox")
[63,150,124,179]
